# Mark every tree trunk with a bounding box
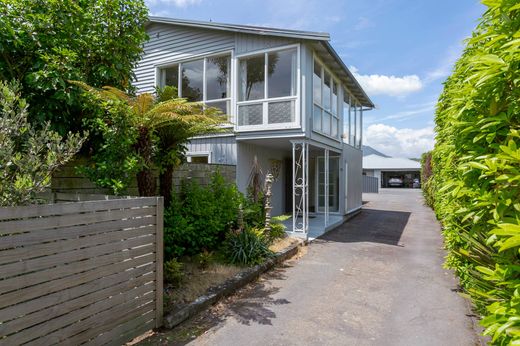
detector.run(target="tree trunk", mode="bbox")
[160,163,174,208]
[135,126,156,196]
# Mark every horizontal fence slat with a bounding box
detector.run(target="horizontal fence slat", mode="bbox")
[0,197,161,345]
[63,299,156,346]
[113,319,155,346]
[0,248,154,305]
[0,225,155,265]
[0,262,156,325]
[88,314,155,346]
[0,216,154,249]
[0,197,157,220]
[3,284,155,346]
[0,234,155,280]
[0,269,154,336]
[0,206,156,234]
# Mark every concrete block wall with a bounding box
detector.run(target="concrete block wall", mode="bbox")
[52,160,236,196]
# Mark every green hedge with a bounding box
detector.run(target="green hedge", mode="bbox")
[424,1,519,344]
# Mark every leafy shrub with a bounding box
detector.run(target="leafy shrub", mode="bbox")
[164,172,241,260]
[266,215,290,244]
[420,151,435,208]
[79,97,141,195]
[223,228,273,266]
[0,0,149,135]
[164,258,184,287]
[0,81,84,206]
[196,250,213,270]
[242,190,265,228]
[427,1,520,344]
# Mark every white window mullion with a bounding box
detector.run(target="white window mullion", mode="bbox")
[264,52,268,125]
[178,63,182,97]
[202,58,207,103]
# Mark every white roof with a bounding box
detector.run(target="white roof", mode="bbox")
[363,154,421,170]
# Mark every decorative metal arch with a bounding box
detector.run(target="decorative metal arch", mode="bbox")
[291,141,308,236]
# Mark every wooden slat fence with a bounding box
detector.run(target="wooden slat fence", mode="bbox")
[0,196,163,346]
[362,175,379,193]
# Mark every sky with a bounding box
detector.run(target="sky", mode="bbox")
[144,0,485,158]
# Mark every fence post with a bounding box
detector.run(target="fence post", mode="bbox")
[155,197,164,328]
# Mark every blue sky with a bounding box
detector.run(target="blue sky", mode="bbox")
[145,0,485,157]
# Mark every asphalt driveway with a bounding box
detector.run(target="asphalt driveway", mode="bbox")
[150,189,479,345]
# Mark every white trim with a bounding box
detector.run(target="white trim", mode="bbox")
[311,53,342,141]
[154,49,234,68]
[237,95,297,105]
[154,50,234,116]
[235,132,305,140]
[234,43,300,58]
[186,151,211,163]
[190,132,235,139]
[235,44,301,131]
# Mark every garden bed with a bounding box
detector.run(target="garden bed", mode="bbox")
[162,236,301,329]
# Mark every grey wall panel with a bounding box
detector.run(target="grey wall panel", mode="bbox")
[343,144,363,213]
[187,136,237,165]
[362,175,379,193]
[236,142,291,216]
[236,33,295,54]
[134,23,235,93]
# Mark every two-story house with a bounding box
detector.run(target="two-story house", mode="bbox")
[134,17,373,240]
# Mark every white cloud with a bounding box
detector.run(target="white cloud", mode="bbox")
[350,66,423,97]
[146,0,201,8]
[364,124,435,158]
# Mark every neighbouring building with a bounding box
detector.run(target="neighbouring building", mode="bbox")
[362,146,421,188]
[134,17,374,239]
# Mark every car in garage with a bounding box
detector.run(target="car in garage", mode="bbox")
[388,177,404,187]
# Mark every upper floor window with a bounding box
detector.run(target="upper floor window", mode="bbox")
[237,47,298,127]
[342,92,351,145]
[341,92,362,148]
[159,54,231,114]
[313,59,339,139]
[356,104,362,148]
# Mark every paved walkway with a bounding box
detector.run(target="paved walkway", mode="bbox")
[153,189,479,345]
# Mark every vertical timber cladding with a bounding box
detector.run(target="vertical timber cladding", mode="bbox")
[0,197,164,345]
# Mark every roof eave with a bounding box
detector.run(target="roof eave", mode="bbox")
[321,42,374,109]
[148,16,331,41]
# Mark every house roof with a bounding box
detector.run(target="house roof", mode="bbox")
[147,16,374,108]
[363,154,421,170]
[362,145,390,157]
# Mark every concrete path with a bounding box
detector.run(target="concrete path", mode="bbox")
[154,189,479,345]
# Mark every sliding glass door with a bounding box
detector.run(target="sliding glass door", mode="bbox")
[316,155,340,213]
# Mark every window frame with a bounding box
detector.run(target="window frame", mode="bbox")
[340,84,363,149]
[155,49,234,119]
[312,55,341,141]
[235,43,301,131]
[186,151,211,164]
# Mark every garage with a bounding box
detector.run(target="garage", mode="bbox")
[362,149,421,189]
[380,170,421,188]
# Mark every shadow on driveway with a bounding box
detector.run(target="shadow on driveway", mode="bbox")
[318,209,410,246]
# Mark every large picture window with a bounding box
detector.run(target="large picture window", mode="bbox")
[159,54,231,114]
[313,58,339,138]
[237,47,298,127]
